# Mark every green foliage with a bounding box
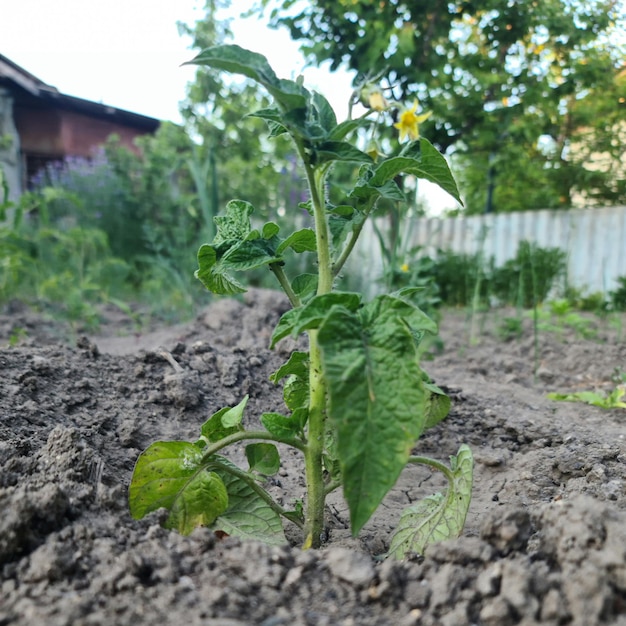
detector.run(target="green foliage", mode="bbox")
[0,212,131,328]
[432,250,493,308]
[492,241,567,308]
[548,388,626,410]
[130,45,473,557]
[178,4,307,226]
[609,276,626,312]
[1,122,225,327]
[427,241,566,308]
[533,300,597,341]
[497,316,524,342]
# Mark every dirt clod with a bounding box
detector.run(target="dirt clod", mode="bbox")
[1,293,625,625]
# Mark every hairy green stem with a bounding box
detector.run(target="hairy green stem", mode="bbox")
[323,477,343,497]
[408,455,454,482]
[333,200,374,279]
[301,162,333,549]
[200,430,306,464]
[303,332,327,548]
[270,262,301,308]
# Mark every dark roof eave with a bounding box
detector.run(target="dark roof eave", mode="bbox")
[42,90,161,131]
[0,53,160,131]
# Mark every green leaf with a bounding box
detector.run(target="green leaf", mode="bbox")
[291,273,318,301]
[317,296,435,535]
[245,443,281,475]
[212,457,286,545]
[369,138,462,206]
[269,292,362,347]
[423,382,451,430]
[283,374,309,412]
[261,410,307,439]
[201,396,249,443]
[270,307,300,348]
[311,91,338,134]
[276,228,317,254]
[197,201,315,295]
[195,244,246,295]
[129,441,229,534]
[270,351,309,383]
[248,107,283,124]
[292,292,363,335]
[185,44,309,112]
[548,389,626,409]
[316,141,374,165]
[388,445,474,559]
[262,222,281,239]
[328,118,364,141]
[221,236,282,272]
[167,471,229,535]
[213,199,254,248]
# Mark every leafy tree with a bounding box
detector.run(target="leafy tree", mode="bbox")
[260,0,626,212]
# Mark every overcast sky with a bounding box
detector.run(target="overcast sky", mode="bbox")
[1,0,354,123]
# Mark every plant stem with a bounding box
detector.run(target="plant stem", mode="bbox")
[270,262,301,308]
[333,201,374,279]
[200,430,306,463]
[301,163,333,549]
[303,332,327,548]
[408,455,454,482]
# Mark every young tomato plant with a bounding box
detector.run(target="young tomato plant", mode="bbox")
[129,45,473,557]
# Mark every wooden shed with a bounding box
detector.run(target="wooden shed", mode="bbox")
[0,53,160,202]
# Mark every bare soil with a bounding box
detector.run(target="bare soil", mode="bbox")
[1,290,625,626]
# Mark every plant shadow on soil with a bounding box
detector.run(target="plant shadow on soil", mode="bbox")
[1,289,625,626]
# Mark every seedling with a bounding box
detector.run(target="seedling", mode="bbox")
[548,387,626,409]
[129,45,473,557]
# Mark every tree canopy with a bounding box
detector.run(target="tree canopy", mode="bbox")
[260,0,626,212]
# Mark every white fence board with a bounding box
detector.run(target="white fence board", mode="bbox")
[350,206,626,296]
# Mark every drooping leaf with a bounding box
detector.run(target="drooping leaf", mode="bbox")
[212,457,287,545]
[388,445,474,559]
[129,441,229,534]
[245,443,281,475]
[317,295,438,534]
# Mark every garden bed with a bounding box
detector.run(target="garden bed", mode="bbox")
[1,289,625,625]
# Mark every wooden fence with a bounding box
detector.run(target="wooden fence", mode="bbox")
[348,205,626,297]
